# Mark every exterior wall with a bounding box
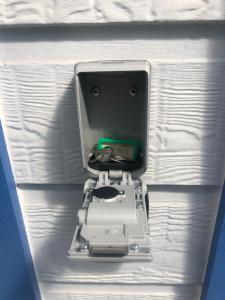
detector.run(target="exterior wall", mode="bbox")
[1,25,225,185]
[0,0,224,25]
[0,2,225,300]
[18,185,218,284]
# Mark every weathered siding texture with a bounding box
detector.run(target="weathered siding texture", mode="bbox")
[0,2,225,300]
[1,25,225,185]
[18,185,219,284]
[0,0,224,25]
[18,185,219,299]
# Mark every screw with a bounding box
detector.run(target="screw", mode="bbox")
[130,243,139,252]
[119,190,125,195]
[91,86,101,96]
[137,203,143,209]
[129,86,137,96]
[80,242,88,251]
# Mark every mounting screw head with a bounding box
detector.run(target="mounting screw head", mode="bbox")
[119,190,125,195]
[91,86,101,96]
[130,243,139,252]
[129,86,137,96]
[80,242,88,251]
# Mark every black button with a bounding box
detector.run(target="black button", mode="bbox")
[92,186,119,199]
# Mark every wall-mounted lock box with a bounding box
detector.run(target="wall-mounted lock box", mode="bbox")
[68,61,151,262]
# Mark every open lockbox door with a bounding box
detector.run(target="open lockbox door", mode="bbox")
[68,61,152,262]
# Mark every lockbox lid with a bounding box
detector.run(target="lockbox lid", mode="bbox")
[74,60,150,178]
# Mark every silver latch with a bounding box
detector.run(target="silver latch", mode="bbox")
[109,170,123,180]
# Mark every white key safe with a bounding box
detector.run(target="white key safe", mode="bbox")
[68,61,152,262]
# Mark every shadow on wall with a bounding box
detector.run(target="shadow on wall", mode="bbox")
[205,39,225,184]
[197,33,225,291]
[17,183,122,280]
[38,77,123,275]
[1,22,225,43]
[42,77,86,183]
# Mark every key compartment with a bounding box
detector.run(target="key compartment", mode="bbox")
[75,61,150,177]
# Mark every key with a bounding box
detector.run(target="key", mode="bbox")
[95,147,113,162]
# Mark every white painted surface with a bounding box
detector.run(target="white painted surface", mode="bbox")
[1,24,225,185]
[40,283,201,300]
[17,184,220,300]
[0,4,225,299]
[0,0,224,26]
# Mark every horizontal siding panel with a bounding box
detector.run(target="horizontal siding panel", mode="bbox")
[18,185,220,284]
[1,63,225,184]
[41,283,200,300]
[0,0,224,26]
[0,66,86,183]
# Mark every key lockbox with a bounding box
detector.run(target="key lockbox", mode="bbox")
[68,61,151,262]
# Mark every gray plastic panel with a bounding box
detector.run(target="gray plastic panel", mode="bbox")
[68,171,151,262]
[74,60,151,178]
